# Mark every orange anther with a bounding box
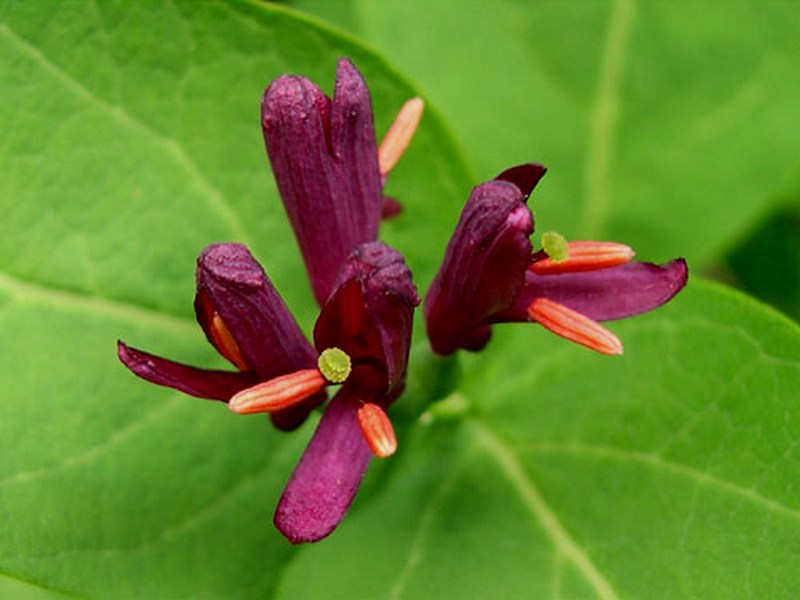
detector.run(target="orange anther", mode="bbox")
[228,369,325,414]
[210,313,249,371]
[527,298,623,355]
[356,402,397,458]
[378,97,424,177]
[530,241,634,275]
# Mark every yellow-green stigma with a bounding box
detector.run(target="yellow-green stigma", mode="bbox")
[541,231,569,263]
[317,347,352,384]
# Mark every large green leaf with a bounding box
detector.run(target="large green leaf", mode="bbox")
[277,281,800,599]
[0,1,470,597]
[290,0,800,268]
[3,2,800,598]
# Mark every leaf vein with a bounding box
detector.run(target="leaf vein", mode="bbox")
[0,400,181,489]
[20,435,294,561]
[388,445,475,600]
[529,442,800,520]
[0,268,195,334]
[0,22,253,246]
[0,569,85,599]
[475,422,621,600]
[581,0,635,237]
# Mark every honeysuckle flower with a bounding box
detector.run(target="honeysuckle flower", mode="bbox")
[425,163,688,356]
[119,58,423,545]
[262,58,423,305]
[225,242,418,542]
[118,243,325,431]
[268,242,419,543]
[119,241,417,543]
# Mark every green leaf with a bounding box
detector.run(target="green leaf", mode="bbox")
[290,0,800,267]
[4,1,800,598]
[0,1,470,597]
[276,281,800,599]
[0,573,77,600]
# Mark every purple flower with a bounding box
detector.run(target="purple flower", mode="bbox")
[119,242,418,543]
[118,243,324,431]
[221,242,418,543]
[425,163,688,355]
[273,242,419,543]
[120,58,424,545]
[262,58,423,305]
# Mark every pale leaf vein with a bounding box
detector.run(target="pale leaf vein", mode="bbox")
[0,22,252,246]
[475,422,621,600]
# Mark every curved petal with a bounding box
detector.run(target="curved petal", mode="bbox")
[265,392,326,432]
[330,58,384,236]
[261,59,383,304]
[494,162,547,200]
[381,195,403,219]
[117,341,257,401]
[314,242,418,395]
[274,387,372,544]
[195,244,317,378]
[424,179,533,355]
[195,244,323,428]
[503,259,689,322]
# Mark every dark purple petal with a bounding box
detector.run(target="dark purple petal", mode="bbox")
[315,278,381,391]
[329,58,383,231]
[425,179,534,355]
[502,259,689,322]
[268,400,327,432]
[381,195,403,219]
[261,59,383,305]
[274,387,372,544]
[195,244,316,378]
[315,242,418,394]
[495,162,547,200]
[195,244,324,429]
[117,341,258,401]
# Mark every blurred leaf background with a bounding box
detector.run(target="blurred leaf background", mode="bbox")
[1,1,799,598]
[298,2,799,251]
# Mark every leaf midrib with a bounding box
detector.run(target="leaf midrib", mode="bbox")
[581,0,635,238]
[0,570,85,600]
[473,419,622,600]
[0,268,195,333]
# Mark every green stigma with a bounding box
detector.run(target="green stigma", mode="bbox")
[317,347,352,383]
[541,231,569,262]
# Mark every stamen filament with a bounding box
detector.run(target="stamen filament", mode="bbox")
[530,241,634,275]
[378,97,424,177]
[229,369,325,414]
[527,297,623,355]
[356,402,397,458]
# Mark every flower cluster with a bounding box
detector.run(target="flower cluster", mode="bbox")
[119,58,687,544]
